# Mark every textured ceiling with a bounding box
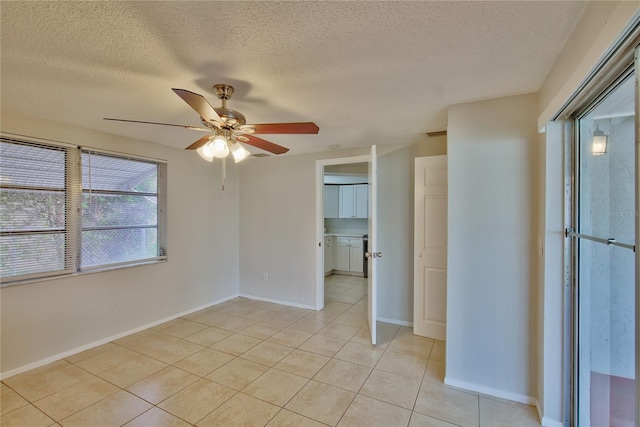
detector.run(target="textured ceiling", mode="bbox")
[1,1,587,156]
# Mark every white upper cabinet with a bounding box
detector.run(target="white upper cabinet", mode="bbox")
[339,184,368,218]
[339,185,355,218]
[354,184,368,218]
[324,185,339,218]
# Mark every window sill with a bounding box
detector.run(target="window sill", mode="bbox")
[0,258,168,288]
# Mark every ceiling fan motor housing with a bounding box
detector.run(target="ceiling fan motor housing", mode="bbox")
[210,85,246,126]
[214,108,246,126]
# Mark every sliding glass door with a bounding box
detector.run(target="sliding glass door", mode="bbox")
[571,66,637,426]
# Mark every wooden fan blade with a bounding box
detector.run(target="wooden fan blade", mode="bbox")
[243,134,289,155]
[103,118,210,131]
[185,135,213,150]
[249,122,319,134]
[171,88,224,124]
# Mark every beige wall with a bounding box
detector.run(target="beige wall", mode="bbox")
[238,146,373,309]
[0,111,240,376]
[446,93,539,403]
[239,151,325,307]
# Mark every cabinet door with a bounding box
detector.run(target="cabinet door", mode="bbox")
[339,185,355,218]
[336,237,351,270]
[324,238,333,273]
[349,238,364,272]
[354,184,368,218]
[324,185,339,218]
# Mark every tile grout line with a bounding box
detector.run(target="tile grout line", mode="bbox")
[3,277,453,427]
[333,312,405,427]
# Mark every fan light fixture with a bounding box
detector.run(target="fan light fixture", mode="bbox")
[196,139,214,162]
[592,124,608,156]
[104,83,320,191]
[230,142,251,163]
[196,133,251,163]
[211,135,230,158]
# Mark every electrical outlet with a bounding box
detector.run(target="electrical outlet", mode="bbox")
[263,273,269,281]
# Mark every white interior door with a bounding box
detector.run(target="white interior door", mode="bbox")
[413,155,447,340]
[367,145,378,345]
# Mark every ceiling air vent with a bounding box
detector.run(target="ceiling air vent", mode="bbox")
[426,130,447,137]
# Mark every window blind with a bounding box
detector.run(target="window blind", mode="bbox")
[0,138,78,280]
[0,136,167,284]
[80,149,166,269]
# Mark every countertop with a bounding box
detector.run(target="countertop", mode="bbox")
[324,232,366,238]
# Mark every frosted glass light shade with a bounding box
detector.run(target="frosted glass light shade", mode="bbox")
[592,135,607,155]
[231,142,251,163]
[196,141,214,162]
[592,125,607,156]
[211,135,230,158]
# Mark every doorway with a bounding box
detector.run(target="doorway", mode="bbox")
[315,157,369,311]
[323,162,369,310]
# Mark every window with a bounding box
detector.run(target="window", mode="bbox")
[81,150,166,269]
[0,136,167,284]
[0,139,74,280]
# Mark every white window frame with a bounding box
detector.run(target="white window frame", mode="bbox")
[0,134,168,286]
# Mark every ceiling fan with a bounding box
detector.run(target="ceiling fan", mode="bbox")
[104,84,319,163]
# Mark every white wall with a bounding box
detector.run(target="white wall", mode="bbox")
[0,111,240,376]
[446,93,539,402]
[238,151,322,308]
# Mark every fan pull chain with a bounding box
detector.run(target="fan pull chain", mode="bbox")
[221,156,226,191]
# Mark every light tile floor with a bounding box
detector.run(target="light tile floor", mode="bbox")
[1,275,541,427]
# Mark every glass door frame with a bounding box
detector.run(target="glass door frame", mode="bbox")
[635,45,640,427]
[564,47,639,427]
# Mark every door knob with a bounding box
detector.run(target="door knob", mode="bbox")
[365,252,382,259]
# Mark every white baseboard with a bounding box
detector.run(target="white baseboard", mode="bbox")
[0,294,237,380]
[535,399,563,427]
[535,399,543,423]
[377,316,413,327]
[444,376,536,406]
[541,416,563,427]
[237,293,316,310]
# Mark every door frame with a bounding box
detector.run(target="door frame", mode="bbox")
[563,48,639,427]
[315,154,370,311]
